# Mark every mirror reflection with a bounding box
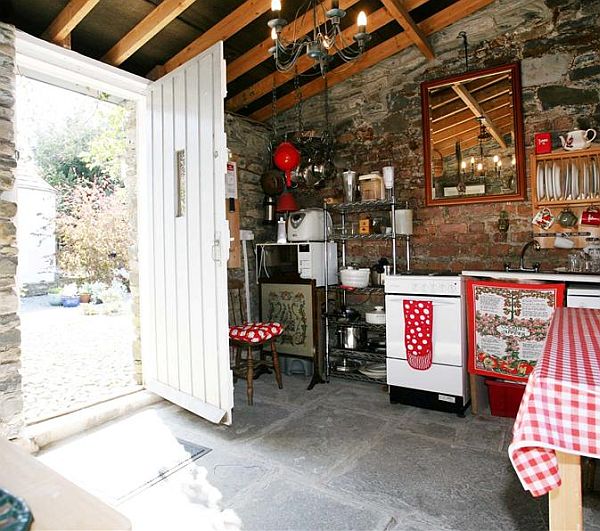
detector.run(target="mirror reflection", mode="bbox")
[421,63,525,206]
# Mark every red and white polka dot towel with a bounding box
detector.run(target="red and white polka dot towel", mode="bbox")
[403,300,433,370]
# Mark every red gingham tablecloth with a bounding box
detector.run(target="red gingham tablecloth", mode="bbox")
[508,307,600,497]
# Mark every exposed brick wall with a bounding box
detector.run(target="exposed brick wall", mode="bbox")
[0,22,22,438]
[275,0,600,272]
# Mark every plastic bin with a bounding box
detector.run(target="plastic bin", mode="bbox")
[485,378,526,418]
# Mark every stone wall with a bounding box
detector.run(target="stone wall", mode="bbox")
[225,113,273,322]
[276,0,600,271]
[0,22,22,438]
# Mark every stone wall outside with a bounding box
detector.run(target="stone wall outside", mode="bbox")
[0,22,22,439]
[276,0,600,271]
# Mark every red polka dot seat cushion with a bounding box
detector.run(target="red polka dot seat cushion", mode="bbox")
[229,322,283,344]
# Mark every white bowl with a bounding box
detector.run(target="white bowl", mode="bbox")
[365,306,386,324]
[339,268,370,288]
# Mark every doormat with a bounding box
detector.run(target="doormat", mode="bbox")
[117,438,211,502]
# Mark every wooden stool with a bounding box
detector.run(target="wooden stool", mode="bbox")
[228,280,283,405]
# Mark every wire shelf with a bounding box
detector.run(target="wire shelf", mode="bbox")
[332,234,395,241]
[332,285,385,295]
[327,199,395,213]
[326,319,387,332]
[329,370,387,384]
[330,348,386,362]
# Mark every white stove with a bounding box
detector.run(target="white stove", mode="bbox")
[385,273,470,415]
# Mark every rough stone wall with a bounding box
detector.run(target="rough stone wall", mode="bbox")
[0,23,22,438]
[225,113,273,322]
[123,102,142,385]
[277,0,600,271]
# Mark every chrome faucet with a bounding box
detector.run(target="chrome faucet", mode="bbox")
[504,240,541,272]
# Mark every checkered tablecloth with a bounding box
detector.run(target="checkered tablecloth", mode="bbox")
[508,307,600,497]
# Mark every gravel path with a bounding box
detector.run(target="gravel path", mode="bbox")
[20,295,139,423]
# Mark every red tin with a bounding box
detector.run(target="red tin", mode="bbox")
[534,132,552,154]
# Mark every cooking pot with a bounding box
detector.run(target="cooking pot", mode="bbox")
[337,326,367,350]
[336,306,360,323]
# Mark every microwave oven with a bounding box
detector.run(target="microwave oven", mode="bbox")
[256,242,338,287]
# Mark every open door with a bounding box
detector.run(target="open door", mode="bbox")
[141,42,233,425]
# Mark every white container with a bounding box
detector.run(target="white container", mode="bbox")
[395,209,413,235]
[339,267,370,288]
[365,306,386,324]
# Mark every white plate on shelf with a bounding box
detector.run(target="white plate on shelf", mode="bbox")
[565,162,572,199]
[593,159,599,197]
[583,162,590,198]
[571,163,579,199]
[545,162,554,200]
[553,162,561,199]
[537,163,545,201]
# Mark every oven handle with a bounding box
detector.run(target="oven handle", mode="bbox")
[388,297,459,307]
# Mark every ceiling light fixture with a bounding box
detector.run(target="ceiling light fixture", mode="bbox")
[268,0,371,76]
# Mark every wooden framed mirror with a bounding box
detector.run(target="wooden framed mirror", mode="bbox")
[421,63,526,207]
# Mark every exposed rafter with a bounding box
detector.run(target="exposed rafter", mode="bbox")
[451,83,508,148]
[249,0,497,122]
[161,0,272,76]
[102,0,198,66]
[227,0,430,113]
[226,0,362,84]
[380,0,435,59]
[44,0,101,45]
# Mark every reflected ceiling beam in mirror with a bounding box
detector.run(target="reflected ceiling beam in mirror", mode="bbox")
[227,0,362,83]
[250,0,496,121]
[227,5,396,112]
[429,73,510,110]
[432,86,512,122]
[102,0,198,66]
[44,0,100,46]
[451,83,507,148]
[161,0,273,76]
[380,0,435,59]
[432,98,512,138]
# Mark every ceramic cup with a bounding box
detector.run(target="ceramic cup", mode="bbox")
[532,207,555,230]
[581,206,600,226]
[554,234,575,249]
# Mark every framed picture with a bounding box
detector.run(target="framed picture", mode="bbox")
[466,279,565,382]
[259,278,318,359]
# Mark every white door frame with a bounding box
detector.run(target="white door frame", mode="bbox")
[14,32,232,424]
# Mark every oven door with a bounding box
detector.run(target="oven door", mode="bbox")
[385,294,464,366]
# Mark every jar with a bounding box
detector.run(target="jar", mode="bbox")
[584,238,600,272]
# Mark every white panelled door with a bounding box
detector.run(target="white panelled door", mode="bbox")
[141,42,233,425]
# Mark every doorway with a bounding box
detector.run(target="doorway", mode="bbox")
[15,75,141,424]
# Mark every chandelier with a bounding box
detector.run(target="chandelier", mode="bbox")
[268,0,371,76]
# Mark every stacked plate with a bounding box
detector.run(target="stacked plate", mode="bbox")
[358,362,386,379]
[537,158,600,202]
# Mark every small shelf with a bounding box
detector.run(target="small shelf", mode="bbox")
[326,318,386,332]
[332,285,384,295]
[329,370,387,384]
[331,233,395,241]
[330,347,386,362]
[328,199,395,213]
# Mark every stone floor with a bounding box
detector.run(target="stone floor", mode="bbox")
[20,295,139,423]
[38,374,600,531]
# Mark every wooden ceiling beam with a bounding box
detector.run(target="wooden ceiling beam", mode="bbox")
[250,0,496,122]
[451,83,507,148]
[379,0,434,59]
[162,0,272,75]
[227,4,400,113]
[431,84,511,121]
[44,0,101,45]
[433,98,512,135]
[102,0,198,66]
[227,0,362,84]
[432,109,513,145]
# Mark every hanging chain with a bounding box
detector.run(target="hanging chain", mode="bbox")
[294,69,304,135]
[271,77,278,141]
[458,31,469,72]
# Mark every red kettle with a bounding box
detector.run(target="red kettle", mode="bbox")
[273,141,300,188]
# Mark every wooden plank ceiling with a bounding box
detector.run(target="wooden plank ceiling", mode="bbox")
[5,0,497,122]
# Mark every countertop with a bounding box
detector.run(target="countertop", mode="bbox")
[462,270,600,283]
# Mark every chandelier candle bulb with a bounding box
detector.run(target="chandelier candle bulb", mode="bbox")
[271,0,281,12]
[357,11,367,33]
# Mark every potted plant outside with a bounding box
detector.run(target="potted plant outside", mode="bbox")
[78,282,93,304]
[61,283,80,307]
[48,287,63,306]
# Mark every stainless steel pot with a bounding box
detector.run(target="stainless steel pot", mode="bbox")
[337,326,367,349]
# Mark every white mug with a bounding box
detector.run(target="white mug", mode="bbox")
[554,234,575,249]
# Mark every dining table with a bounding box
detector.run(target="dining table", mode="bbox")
[509,306,600,531]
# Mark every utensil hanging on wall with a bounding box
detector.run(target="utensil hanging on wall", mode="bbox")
[273,141,301,188]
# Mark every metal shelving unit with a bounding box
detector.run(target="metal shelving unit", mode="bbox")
[320,190,398,386]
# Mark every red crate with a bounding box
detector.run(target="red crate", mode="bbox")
[485,378,526,418]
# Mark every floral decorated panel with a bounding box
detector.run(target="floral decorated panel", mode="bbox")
[466,280,565,382]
